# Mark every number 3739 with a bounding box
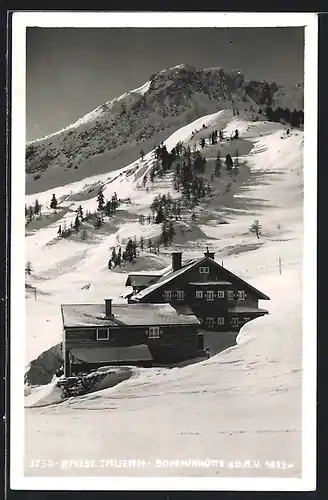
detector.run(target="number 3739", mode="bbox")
[29,459,54,468]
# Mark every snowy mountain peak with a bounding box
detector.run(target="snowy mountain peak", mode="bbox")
[26,65,303,195]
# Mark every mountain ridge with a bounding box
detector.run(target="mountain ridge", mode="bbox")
[26,64,303,195]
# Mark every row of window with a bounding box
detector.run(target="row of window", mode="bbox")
[163,290,246,300]
[93,316,251,341]
[95,327,161,340]
[205,317,251,327]
[164,290,185,300]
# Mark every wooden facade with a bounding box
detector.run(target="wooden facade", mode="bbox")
[61,302,202,376]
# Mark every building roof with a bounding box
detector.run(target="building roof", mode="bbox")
[125,273,162,288]
[228,306,269,314]
[132,256,270,301]
[189,281,232,286]
[132,258,201,300]
[70,344,153,363]
[61,303,200,328]
[125,259,194,288]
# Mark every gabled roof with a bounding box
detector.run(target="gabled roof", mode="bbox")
[131,258,201,300]
[132,256,270,301]
[61,303,200,328]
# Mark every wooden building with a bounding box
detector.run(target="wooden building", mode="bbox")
[60,300,202,376]
[127,250,270,331]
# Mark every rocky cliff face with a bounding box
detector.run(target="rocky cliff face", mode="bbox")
[26,64,303,188]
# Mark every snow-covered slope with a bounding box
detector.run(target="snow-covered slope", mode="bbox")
[25,64,303,195]
[22,102,307,480]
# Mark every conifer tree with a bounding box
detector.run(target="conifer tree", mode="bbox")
[142,174,148,187]
[250,220,262,239]
[50,194,58,211]
[25,261,32,276]
[34,199,41,216]
[140,236,144,251]
[215,152,222,177]
[104,200,113,217]
[97,188,105,211]
[155,206,165,224]
[116,247,122,266]
[125,239,134,263]
[28,206,34,222]
[78,205,84,221]
[74,215,81,233]
[225,154,233,170]
[111,247,117,263]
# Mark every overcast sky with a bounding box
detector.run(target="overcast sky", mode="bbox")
[26,27,304,141]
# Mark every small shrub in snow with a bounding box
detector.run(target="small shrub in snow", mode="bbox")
[250,220,262,239]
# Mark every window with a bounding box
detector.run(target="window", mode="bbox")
[164,291,172,301]
[199,266,210,274]
[238,291,245,300]
[217,290,225,299]
[244,317,251,323]
[206,290,215,301]
[217,317,224,325]
[227,290,234,300]
[176,290,185,300]
[231,317,239,327]
[148,326,160,338]
[96,328,110,340]
[196,290,203,299]
[206,317,215,327]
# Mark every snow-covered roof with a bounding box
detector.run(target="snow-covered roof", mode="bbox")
[228,306,269,314]
[132,257,270,302]
[70,344,153,363]
[61,303,200,328]
[132,258,200,300]
[125,273,163,288]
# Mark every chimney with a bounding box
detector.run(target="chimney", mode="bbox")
[105,299,112,317]
[204,247,215,260]
[172,252,182,272]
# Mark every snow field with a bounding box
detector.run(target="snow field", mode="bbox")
[23,109,306,478]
